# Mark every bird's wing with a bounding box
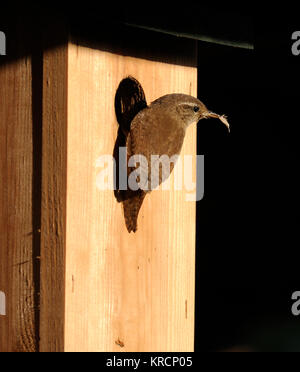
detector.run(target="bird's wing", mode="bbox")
[122,113,150,232]
[122,110,185,233]
[127,111,185,191]
[148,126,185,190]
[126,113,152,192]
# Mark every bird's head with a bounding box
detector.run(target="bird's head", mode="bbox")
[152,93,230,132]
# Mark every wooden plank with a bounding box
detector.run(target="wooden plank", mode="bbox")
[0,18,197,351]
[0,51,37,352]
[64,43,197,351]
[39,42,68,352]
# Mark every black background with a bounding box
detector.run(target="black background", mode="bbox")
[195,10,300,351]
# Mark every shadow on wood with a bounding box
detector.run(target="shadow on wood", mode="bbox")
[113,76,147,204]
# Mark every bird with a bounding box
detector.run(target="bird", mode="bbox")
[114,77,230,233]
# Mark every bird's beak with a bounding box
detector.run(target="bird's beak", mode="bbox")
[202,111,230,133]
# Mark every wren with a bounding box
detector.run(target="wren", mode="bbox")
[114,78,230,233]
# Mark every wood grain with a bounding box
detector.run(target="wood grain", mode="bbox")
[0,56,37,352]
[39,43,68,352]
[0,17,197,352]
[64,44,197,351]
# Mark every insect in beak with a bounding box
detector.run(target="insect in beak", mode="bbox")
[202,111,230,133]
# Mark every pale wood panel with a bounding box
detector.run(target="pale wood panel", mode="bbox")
[65,44,197,352]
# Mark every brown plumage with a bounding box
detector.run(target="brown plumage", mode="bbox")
[114,77,230,233]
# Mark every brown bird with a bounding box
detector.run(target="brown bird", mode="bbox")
[115,78,230,233]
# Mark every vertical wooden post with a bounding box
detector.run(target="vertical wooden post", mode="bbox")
[62,31,197,352]
[0,17,39,352]
[1,19,197,351]
[40,43,68,352]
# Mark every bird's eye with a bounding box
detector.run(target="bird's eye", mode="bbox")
[193,106,199,112]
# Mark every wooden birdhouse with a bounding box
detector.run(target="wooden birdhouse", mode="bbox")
[0,9,253,352]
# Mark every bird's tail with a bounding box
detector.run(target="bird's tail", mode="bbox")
[122,190,146,233]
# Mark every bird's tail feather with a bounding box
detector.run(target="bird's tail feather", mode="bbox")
[123,190,146,233]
